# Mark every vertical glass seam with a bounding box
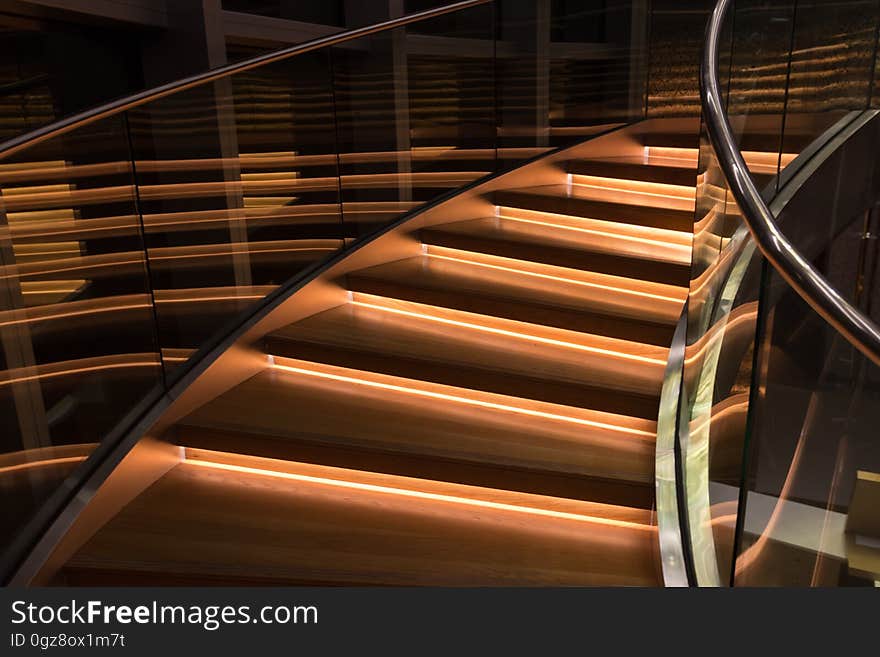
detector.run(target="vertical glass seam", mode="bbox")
[729,255,771,587]
[775,0,799,195]
[327,50,346,243]
[122,110,167,390]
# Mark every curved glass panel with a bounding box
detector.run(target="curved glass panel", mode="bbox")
[679,0,797,586]
[0,115,161,570]
[0,0,653,583]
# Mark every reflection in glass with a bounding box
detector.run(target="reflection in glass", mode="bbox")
[128,52,344,372]
[0,116,161,567]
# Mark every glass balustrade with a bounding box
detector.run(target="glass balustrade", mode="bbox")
[0,0,652,583]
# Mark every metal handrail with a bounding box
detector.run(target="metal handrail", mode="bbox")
[0,0,491,161]
[701,0,880,367]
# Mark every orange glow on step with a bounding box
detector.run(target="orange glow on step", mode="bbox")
[568,174,696,211]
[183,456,654,531]
[426,247,686,303]
[643,146,797,173]
[0,456,86,475]
[643,146,699,166]
[496,205,692,251]
[569,174,695,197]
[350,296,666,365]
[269,357,655,438]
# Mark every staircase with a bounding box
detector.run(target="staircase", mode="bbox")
[50,123,703,586]
[0,110,807,586]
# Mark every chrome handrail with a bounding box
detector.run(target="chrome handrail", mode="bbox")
[701,0,880,367]
[0,0,491,161]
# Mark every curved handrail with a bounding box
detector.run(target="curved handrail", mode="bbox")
[701,0,880,367]
[0,0,491,161]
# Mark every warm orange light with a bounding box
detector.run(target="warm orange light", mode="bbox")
[643,146,699,166]
[496,205,692,250]
[0,354,159,387]
[1,253,144,281]
[350,294,666,365]
[569,174,695,197]
[426,246,686,304]
[683,304,758,368]
[153,286,276,305]
[0,295,150,328]
[568,174,696,211]
[340,172,486,189]
[184,456,654,531]
[687,395,749,436]
[642,146,797,173]
[142,205,341,231]
[0,456,86,475]
[269,357,654,438]
[161,348,195,363]
[148,240,338,262]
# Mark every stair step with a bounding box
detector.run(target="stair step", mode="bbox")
[63,454,660,585]
[347,254,680,345]
[639,131,702,150]
[421,216,692,287]
[567,159,697,186]
[179,357,657,488]
[265,297,666,418]
[174,425,655,509]
[493,186,695,232]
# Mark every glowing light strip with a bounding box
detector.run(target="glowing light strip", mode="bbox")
[184,457,653,531]
[0,456,86,475]
[643,146,698,164]
[497,211,690,254]
[270,360,654,438]
[144,206,340,230]
[569,177,696,203]
[351,297,665,365]
[149,246,334,261]
[1,256,145,281]
[15,248,79,260]
[20,288,81,295]
[0,360,159,387]
[427,250,685,304]
[155,294,266,304]
[0,302,150,328]
[644,146,796,169]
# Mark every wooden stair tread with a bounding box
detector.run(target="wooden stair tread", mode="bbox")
[567,159,697,186]
[266,300,666,418]
[421,216,691,287]
[174,425,655,509]
[493,185,695,232]
[347,255,679,345]
[180,362,657,487]
[64,459,660,586]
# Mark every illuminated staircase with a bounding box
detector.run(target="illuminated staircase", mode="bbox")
[0,115,804,585]
[57,125,708,586]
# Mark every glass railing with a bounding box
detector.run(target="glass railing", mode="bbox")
[0,0,653,583]
[663,0,880,587]
[736,141,880,586]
